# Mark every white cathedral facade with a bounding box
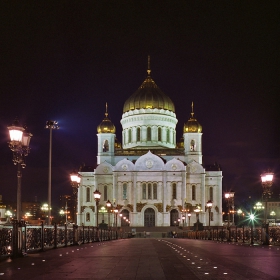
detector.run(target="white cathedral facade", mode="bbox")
[77,64,223,228]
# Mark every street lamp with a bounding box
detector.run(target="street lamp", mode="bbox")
[194,207,201,232]
[249,213,255,245]
[8,119,32,221]
[70,171,81,223]
[206,200,213,228]
[224,191,235,227]
[106,200,112,228]
[93,189,101,227]
[46,120,59,225]
[187,212,191,228]
[182,216,185,229]
[114,209,118,228]
[261,172,274,245]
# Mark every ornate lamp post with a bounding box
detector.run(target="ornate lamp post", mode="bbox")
[114,208,119,228]
[182,215,185,229]
[194,207,201,231]
[187,212,191,228]
[106,200,112,228]
[206,200,213,228]
[93,189,101,227]
[70,171,80,224]
[261,172,274,245]
[8,119,32,221]
[46,120,59,225]
[225,191,235,227]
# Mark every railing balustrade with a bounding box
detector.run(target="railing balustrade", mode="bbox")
[0,221,120,258]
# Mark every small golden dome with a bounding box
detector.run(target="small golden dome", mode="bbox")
[183,102,202,133]
[114,137,122,149]
[97,103,116,134]
[176,136,184,148]
[123,56,175,113]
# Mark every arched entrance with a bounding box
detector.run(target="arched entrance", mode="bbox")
[144,208,155,227]
[170,209,179,226]
[120,209,129,226]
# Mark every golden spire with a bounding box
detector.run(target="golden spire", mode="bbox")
[105,102,108,117]
[147,55,151,76]
[191,102,194,118]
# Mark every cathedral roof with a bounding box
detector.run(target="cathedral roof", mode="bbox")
[183,102,202,133]
[97,103,116,134]
[123,57,175,113]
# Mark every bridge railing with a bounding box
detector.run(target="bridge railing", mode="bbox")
[176,226,280,245]
[0,220,120,258]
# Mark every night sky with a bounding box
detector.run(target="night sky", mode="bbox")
[0,1,279,210]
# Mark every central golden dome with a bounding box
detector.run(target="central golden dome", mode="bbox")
[123,58,175,113]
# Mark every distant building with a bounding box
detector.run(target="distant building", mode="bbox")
[267,198,280,225]
[77,61,223,227]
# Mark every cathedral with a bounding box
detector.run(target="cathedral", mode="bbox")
[77,60,223,228]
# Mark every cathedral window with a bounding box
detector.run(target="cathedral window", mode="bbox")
[167,129,170,143]
[86,212,90,221]
[142,183,146,199]
[86,188,90,202]
[192,185,196,200]
[210,212,213,221]
[153,183,157,199]
[158,127,162,141]
[137,127,141,142]
[103,140,109,152]
[148,183,152,199]
[128,129,132,143]
[190,139,196,151]
[147,127,151,141]
[104,185,107,201]
[123,183,127,199]
[172,183,176,199]
[209,187,213,201]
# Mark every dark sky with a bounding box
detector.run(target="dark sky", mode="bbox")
[0,1,279,209]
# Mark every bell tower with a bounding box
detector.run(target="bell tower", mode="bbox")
[183,102,203,164]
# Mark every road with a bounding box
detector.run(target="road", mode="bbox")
[0,238,279,279]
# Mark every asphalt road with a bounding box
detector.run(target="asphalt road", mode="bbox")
[0,239,279,279]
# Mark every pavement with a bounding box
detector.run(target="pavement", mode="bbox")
[0,238,280,279]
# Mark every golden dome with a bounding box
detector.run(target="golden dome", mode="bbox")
[97,103,116,134]
[176,136,184,148]
[114,137,122,149]
[123,57,175,113]
[183,102,202,133]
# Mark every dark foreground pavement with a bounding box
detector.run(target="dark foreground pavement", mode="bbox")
[0,238,280,279]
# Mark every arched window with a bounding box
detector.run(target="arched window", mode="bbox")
[190,139,196,151]
[128,129,132,143]
[148,183,152,199]
[142,183,146,199]
[86,188,90,202]
[147,127,151,141]
[209,187,213,201]
[86,212,90,222]
[167,129,170,143]
[158,127,162,141]
[192,185,196,200]
[103,139,109,152]
[104,185,107,201]
[123,183,127,199]
[172,183,176,199]
[137,127,141,142]
[153,183,157,199]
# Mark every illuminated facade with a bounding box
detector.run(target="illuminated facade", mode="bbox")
[77,61,223,227]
